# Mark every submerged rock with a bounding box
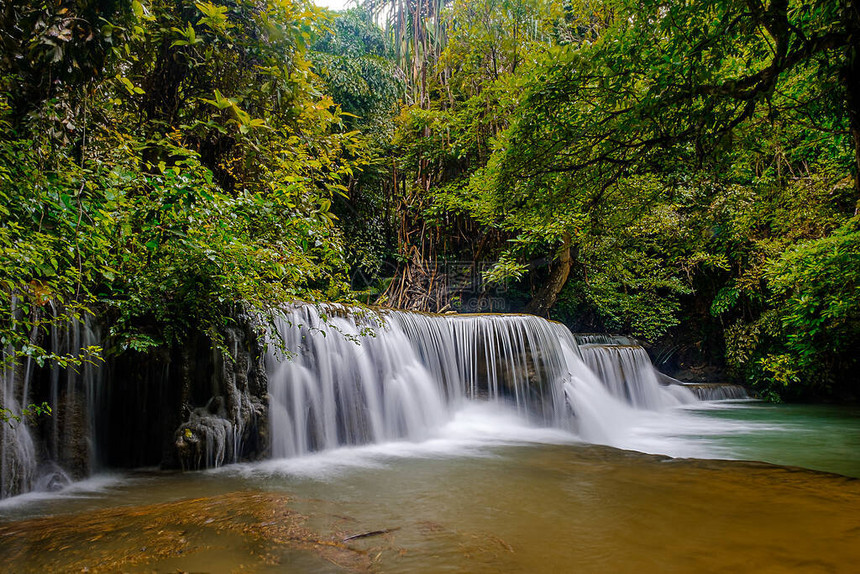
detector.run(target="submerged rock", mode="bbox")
[0,492,372,572]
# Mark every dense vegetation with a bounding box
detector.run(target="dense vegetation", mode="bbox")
[1,0,858,402]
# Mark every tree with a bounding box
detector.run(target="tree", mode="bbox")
[0,0,365,395]
[499,0,857,198]
[369,0,448,106]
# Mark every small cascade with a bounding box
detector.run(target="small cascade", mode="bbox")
[266,306,697,457]
[684,383,749,401]
[576,337,696,409]
[0,312,101,500]
[1,306,271,499]
[1,352,37,499]
[574,334,637,346]
[47,309,103,477]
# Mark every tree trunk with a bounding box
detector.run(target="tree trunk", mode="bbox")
[526,232,573,317]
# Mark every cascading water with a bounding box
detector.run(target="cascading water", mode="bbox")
[1,307,271,500]
[0,312,102,500]
[266,306,698,456]
[47,307,103,481]
[1,303,742,501]
[1,351,37,500]
[267,307,453,458]
[684,383,749,401]
[574,335,747,402]
[576,337,697,409]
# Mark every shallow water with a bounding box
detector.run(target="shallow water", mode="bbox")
[1,401,860,572]
[682,401,860,477]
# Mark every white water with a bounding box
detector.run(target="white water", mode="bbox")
[0,473,127,511]
[222,398,770,485]
[685,383,749,400]
[220,402,580,481]
[0,304,747,502]
[266,306,703,461]
[1,352,37,499]
[578,343,696,409]
[1,311,101,500]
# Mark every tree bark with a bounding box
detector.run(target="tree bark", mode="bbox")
[526,232,573,317]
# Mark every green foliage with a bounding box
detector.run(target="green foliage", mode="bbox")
[309,7,403,284]
[0,0,367,418]
[443,0,859,397]
[1,0,859,407]
[374,0,860,398]
[691,159,857,398]
[381,0,572,310]
[0,402,52,427]
[547,177,693,339]
[312,7,402,129]
[762,223,860,390]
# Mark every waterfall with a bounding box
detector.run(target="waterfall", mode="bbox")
[576,337,697,409]
[48,308,103,479]
[1,351,37,499]
[0,312,102,500]
[575,335,748,403]
[266,306,697,456]
[1,303,739,500]
[684,383,749,401]
[1,308,270,499]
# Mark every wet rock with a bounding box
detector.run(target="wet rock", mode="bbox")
[0,492,372,572]
[173,318,269,470]
[33,461,72,492]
